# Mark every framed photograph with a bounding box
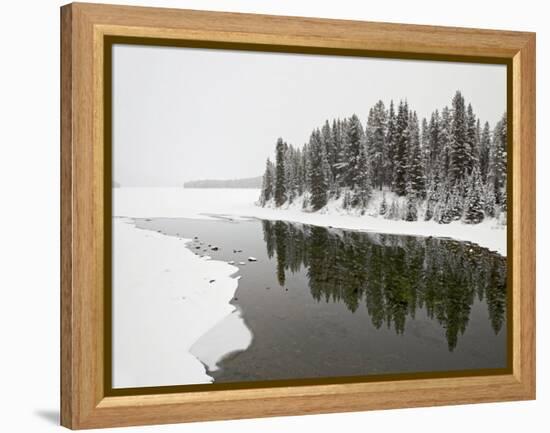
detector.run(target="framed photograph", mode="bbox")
[60,3,536,429]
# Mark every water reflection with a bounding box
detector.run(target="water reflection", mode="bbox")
[261,220,507,351]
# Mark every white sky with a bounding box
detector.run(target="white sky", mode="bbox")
[113,44,506,187]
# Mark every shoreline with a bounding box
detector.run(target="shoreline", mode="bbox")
[112,218,251,388]
[114,188,507,256]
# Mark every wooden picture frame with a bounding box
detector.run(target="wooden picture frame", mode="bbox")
[60,2,536,429]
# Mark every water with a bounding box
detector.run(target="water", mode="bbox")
[134,217,507,383]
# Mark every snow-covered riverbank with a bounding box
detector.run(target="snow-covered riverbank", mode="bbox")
[114,187,507,256]
[112,218,251,388]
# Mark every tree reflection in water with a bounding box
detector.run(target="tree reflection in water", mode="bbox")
[262,220,507,351]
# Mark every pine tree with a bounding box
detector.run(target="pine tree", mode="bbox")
[302,141,311,193]
[483,182,496,218]
[406,111,426,199]
[486,115,507,211]
[427,110,442,180]
[308,129,329,210]
[274,137,287,207]
[385,100,398,190]
[475,117,482,170]
[421,117,429,173]
[479,121,491,183]
[295,148,305,196]
[366,100,387,189]
[352,140,372,209]
[284,146,296,203]
[463,167,485,224]
[450,91,469,184]
[434,183,453,224]
[321,120,336,193]
[343,114,366,189]
[437,106,453,181]
[331,119,344,193]
[493,113,507,208]
[259,158,275,206]
[393,101,410,196]
[466,103,478,174]
[448,180,465,221]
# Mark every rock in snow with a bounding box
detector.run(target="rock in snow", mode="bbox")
[247,257,257,262]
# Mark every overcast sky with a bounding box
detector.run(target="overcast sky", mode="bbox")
[113,44,506,187]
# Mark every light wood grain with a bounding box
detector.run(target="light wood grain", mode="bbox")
[60,2,536,429]
[60,4,73,429]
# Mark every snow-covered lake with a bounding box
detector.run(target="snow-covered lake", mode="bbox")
[112,187,508,388]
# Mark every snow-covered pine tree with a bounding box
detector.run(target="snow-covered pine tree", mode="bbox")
[292,147,301,200]
[302,141,311,194]
[450,91,469,185]
[427,110,442,181]
[284,146,296,204]
[366,100,387,189]
[308,129,329,211]
[493,113,508,209]
[479,121,491,183]
[321,120,336,194]
[406,111,426,199]
[421,116,429,173]
[431,106,453,219]
[334,118,351,190]
[483,181,496,218]
[434,183,453,224]
[295,148,305,196]
[449,180,465,221]
[259,158,275,206]
[438,106,453,180]
[343,114,365,190]
[486,114,507,213]
[331,118,344,195]
[393,101,410,196]
[475,118,482,170]
[385,100,397,191]
[274,137,287,207]
[352,139,372,210]
[422,110,440,207]
[465,103,479,174]
[463,167,485,224]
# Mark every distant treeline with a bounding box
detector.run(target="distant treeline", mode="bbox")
[184,176,262,189]
[258,91,507,225]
